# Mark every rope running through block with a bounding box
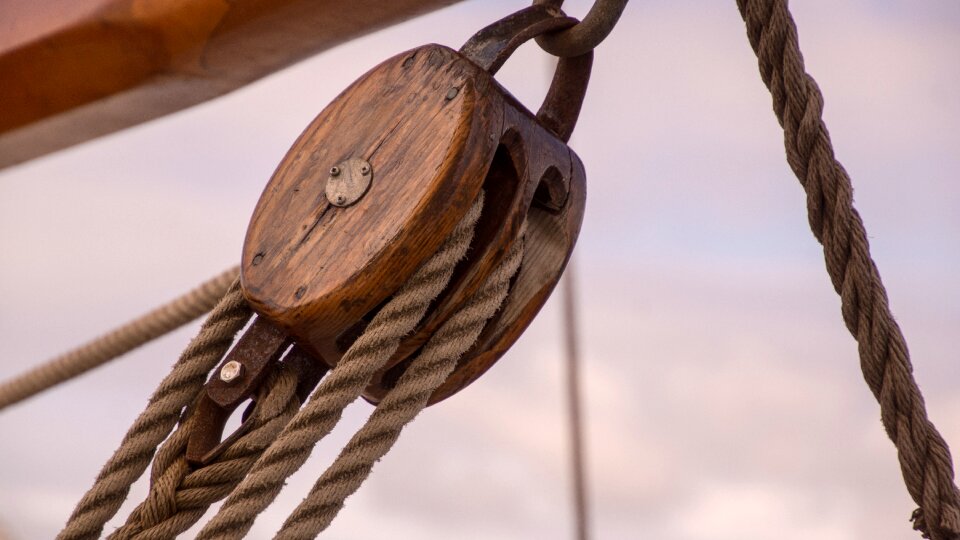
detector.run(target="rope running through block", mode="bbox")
[194,195,485,540]
[276,223,526,538]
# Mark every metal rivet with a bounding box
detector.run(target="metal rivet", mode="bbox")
[252,253,264,266]
[220,360,244,383]
[445,87,459,100]
[326,158,373,207]
[295,286,307,299]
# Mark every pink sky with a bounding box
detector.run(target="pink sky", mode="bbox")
[1,1,958,538]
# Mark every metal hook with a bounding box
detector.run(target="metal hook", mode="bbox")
[533,0,629,57]
[459,4,592,142]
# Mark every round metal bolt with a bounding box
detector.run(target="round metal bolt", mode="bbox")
[219,360,244,384]
[360,164,370,175]
[330,166,341,176]
[445,87,459,100]
[336,195,346,204]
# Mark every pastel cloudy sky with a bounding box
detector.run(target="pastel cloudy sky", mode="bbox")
[1,1,958,538]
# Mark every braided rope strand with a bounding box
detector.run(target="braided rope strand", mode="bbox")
[276,224,525,539]
[58,279,252,540]
[195,196,484,540]
[737,2,960,538]
[109,365,302,540]
[0,266,240,411]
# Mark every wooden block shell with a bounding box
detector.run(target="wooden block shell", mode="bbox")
[241,43,585,404]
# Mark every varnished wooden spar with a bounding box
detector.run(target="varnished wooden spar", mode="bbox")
[0,0,462,169]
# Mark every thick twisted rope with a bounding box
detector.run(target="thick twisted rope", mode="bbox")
[277,223,526,538]
[58,279,252,540]
[195,195,484,540]
[0,266,240,411]
[109,364,302,540]
[737,2,960,538]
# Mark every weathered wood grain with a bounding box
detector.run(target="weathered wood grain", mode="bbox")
[241,44,500,363]
[241,40,587,404]
[373,94,587,405]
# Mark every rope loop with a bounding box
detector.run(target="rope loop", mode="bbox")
[533,0,629,57]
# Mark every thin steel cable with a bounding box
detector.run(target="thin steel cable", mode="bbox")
[562,262,590,540]
[0,266,240,411]
[737,1,960,538]
[58,279,252,540]
[195,196,484,540]
[275,223,526,538]
[109,364,303,540]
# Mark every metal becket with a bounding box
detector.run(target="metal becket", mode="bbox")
[185,320,326,465]
[187,4,591,463]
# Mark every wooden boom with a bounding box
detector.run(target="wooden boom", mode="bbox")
[0,0,462,170]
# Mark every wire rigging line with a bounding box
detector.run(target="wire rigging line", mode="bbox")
[562,261,591,540]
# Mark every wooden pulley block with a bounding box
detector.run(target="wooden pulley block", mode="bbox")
[240,4,591,405]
